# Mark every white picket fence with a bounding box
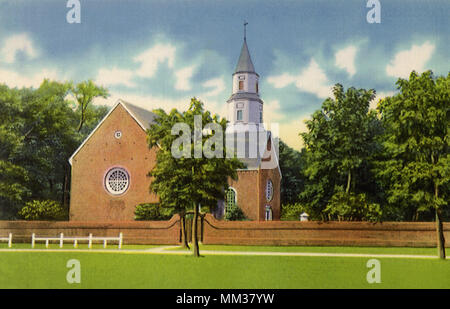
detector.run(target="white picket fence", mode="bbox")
[0,233,13,248]
[31,233,123,249]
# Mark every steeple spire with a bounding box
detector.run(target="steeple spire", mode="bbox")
[234,23,256,74]
[244,21,248,41]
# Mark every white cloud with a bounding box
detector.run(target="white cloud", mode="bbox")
[0,68,59,88]
[335,45,358,76]
[267,73,297,89]
[386,41,435,78]
[295,59,332,99]
[174,65,196,91]
[201,77,226,97]
[95,67,135,87]
[1,33,39,64]
[267,59,332,99]
[133,43,176,78]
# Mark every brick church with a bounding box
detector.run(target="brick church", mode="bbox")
[68,36,281,222]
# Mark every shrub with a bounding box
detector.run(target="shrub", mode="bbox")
[18,200,67,221]
[134,203,173,221]
[325,191,382,222]
[281,203,309,220]
[225,205,247,221]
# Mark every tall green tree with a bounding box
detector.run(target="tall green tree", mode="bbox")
[0,80,109,219]
[71,80,109,133]
[278,140,305,205]
[300,84,381,220]
[376,71,449,259]
[147,98,243,256]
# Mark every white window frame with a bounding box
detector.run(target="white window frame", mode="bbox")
[237,110,243,121]
[104,167,130,196]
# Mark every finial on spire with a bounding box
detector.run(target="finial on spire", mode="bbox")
[244,21,248,41]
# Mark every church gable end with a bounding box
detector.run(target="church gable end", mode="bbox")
[69,100,158,221]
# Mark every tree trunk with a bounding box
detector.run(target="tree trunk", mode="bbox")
[346,170,351,194]
[436,208,446,260]
[62,163,70,218]
[435,183,446,259]
[181,213,189,249]
[192,202,200,257]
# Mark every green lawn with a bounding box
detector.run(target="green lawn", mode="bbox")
[0,250,448,288]
[177,244,448,256]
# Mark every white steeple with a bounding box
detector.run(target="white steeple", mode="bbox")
[227,24,263,129]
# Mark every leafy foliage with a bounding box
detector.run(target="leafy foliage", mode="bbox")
[325,191,382,222]
[18,200,67,220]
[134,203,173,221]
[375,71,449,219]
[224,205,247,221]
[281,203,308,221]
[300,84,381,220]
[279,140,305,205]
[0,80,109,219]
[147,98,244,213]
[71,80,109,132]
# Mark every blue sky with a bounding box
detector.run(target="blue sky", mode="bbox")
[0,0,448,149]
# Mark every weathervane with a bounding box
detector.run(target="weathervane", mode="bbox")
[244,21,248,41]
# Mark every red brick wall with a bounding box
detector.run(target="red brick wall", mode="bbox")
[70,104,158,221]
[0,215,181,245]
[202,214,450,247]
[1,215,449,247]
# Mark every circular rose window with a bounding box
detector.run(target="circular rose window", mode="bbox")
[105,167,129,195]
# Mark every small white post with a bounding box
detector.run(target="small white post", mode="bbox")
[103,239,107,249]
[74,239,78,248]
[60,233,64,248]
[45,239,49,248]
[31,233,35,248]
[118,233,123,249]
[88,233,92,249]
[8,233,12,248]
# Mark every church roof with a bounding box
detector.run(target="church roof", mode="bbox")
[68,99,156,165]
[234,39,256,74]
[227,92,263,104]
[121,100,157,130]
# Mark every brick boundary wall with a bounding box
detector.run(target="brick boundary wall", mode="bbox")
[201,214,450,247]
[0,214,181,245]
[1,214,449,247]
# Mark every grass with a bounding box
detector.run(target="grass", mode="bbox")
[0,250,448,288]
[175,244,447,256]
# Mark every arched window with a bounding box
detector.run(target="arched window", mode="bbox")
[266,179,273,201]
[265,205,273,221]
[226,187,237,214]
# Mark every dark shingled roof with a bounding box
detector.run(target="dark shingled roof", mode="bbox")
[234,40,256,74]
[121,100,157,130]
